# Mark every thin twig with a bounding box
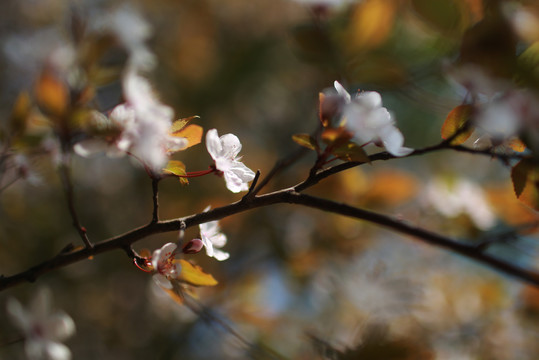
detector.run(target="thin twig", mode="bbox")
[251,146,309,196]
[58,160,92,249]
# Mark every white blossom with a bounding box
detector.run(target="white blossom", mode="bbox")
[7,287,75,360]
[206,129,255,193]
[425,178,496,230]
[74,72,188,171]
[199,206,230,261]
[334,81,413,157]
[94,4,156,70]
[152,243,182,289]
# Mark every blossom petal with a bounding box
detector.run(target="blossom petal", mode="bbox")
[356,91,382,108]
[153,274,173,289]
[334,81,351,103]
[205,129,223,161]
[379,125,413,157]
[45,312,76,341]
[220,133,242,159]
[45,341,72,360]
[212,248,230,261]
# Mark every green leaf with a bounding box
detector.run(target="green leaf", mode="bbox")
[177,259,218,286]
[292,133,317,151]
[441,104,474,145]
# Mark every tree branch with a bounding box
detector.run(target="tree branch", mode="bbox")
[2,186,539,292]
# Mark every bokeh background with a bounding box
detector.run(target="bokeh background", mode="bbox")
[1,0,539,359]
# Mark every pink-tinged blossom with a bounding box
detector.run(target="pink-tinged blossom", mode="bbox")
[7,287,75,360]
[74,72,188,171]
[206,129,255,193]
[334,81,413,157]
[152,243,182,289]
[199,206,230,261]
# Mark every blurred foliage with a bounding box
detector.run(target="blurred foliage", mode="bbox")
[1,0,539,359]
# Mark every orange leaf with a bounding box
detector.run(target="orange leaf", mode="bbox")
[35,69,69,118]
[171,124,203,149]
[441,104,474,145]
[177,259,218,286]
[512,161,539,211]
[507,137,526,152]
[162,287,185,305]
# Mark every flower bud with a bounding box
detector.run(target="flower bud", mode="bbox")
[182,238,204,254]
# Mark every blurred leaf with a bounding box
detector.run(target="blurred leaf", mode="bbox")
[339,323,434,360]
[88,66,123,86]
[411,0,467,36]
[347,55,408,87]
[170,115,200,133]
[10,92,31,135]
[292,133,317,151]
[321,128,352,146]
[35,69,69,118]
[441,104,474,144]
[163,287,184,305]
[364,169,419,207]
[291,24,334,65]
[507,137,526,152]
[348,0,396,50]
[487,184,539,225]
[459,5,517,78]
[177,259,218,286]
[332,142,370,162]
[512,160,531,197]
[511,160,539,210]
[164,160,189,185]
[171,124,203,149]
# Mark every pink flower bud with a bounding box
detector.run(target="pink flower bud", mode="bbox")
[182,238,204,254]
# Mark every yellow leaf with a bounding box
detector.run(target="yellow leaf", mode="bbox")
[292,133,317,151]
[171,124,203,149]
[170,116,200,133]
[35,69,69,118]
[10,92,31,134]
[348,0,396,50]
[321,128,352,146]
[177,259,218,286]
[332,141,370,163]
[163,160,189,185]
[441,104,474,145]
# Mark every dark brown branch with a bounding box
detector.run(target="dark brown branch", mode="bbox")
[295,141,526,191]
[2,187,539,291]
[151,177,160,224]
